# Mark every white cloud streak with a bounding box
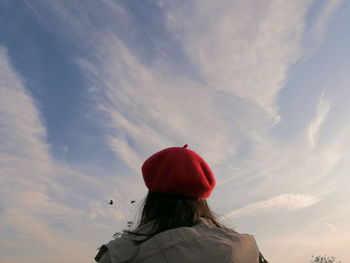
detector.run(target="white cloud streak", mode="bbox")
[0,46,125,263]
[164,0,313,122]
[314,0,343,41]
[302,0,343,61]
[0,47,52,187]
[24,0,317,171]
[308,92,331,148]
[77,35,234,168]
[67,0,317,174]
[226,193,320,218]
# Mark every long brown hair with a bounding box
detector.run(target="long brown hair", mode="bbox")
[123,191,223,245]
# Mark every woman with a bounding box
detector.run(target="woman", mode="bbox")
[95,145,268,263]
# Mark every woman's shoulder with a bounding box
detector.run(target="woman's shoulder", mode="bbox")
[95,236,141,263]
[95,221,156,262]
[149,218,260,263]
[190,217,259,252]
[95,218,259,262]
[149,217,256,249]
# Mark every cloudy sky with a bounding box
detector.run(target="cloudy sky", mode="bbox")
[1,0,349,262]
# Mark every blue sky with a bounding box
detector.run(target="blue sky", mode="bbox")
[1,1,350,262]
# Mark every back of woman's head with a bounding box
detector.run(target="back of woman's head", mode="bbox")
[141,191,221,227]
[126,191,222,244]
[125,145,221,244]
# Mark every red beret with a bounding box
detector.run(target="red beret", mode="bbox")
[141,145,216,198]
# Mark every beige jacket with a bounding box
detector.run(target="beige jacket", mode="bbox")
[95,218,260,263]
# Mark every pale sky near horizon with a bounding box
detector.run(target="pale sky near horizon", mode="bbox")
[1,1,350,262]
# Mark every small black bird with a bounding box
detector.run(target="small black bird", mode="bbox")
[109,200,113,205]
[130,200,135,204]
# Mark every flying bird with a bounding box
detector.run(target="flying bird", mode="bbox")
[131,200,135,204]
[109,200,113,205]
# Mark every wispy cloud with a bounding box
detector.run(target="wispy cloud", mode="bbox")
[0,46,65,260]
[314,0,343,42]
[302,0,343,60]
[0,47,52,186]
[217,91,340,202]
[164,1,313,123]
[65,0,316,173]
[25,0,319,170]
[0,46,127,262]
[77,34,234,168]
[226,193,320,218]
[308,92,331,148]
